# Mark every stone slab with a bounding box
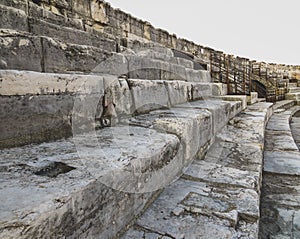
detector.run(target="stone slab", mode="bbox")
[0,30,43,72]
[264,151,300,176]
[0,125,182,238]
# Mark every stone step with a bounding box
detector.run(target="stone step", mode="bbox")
[0,97,244,239]
[133,49,194,70]
[287,87,300,93]
[0,70,225,149]
[0,29,113,73]
[260,105,300,238]
[122,102,273,239]
[273,100,296,111]
[0,29,210,82]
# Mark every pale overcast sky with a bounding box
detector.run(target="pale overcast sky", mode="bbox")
[106,0,300,65]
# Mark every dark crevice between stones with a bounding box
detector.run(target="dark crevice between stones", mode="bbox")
[34,161,76,178]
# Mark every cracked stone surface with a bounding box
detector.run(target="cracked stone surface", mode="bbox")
[260,105,300,239]
[122,102,273,239]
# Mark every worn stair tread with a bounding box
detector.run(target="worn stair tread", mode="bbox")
[0,97,244,238]
[122,102,273,239]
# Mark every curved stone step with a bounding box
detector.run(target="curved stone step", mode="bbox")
[0,97,243,239]
[122,102,273,239]
[0,70,225,149]
[260,105,300,238]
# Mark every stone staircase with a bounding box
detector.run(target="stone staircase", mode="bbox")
[0,1,286,239]
[0,1,252,238]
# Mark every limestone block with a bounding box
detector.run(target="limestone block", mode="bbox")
[247,92,258,105]
[191,83,213,100]
[127,79,170,114]
[212,83,227,96]
[0,70,103,96]
[185,161,260,191]
[161,63,187,81]
[175,100,233,134]
[286,92,300,101]
[93,53,128,76]
[28,1,84,30]
[164,81,192,106]
[42,37,111,73]
[70,0,91,17]
[91,0,108,23]
[264,151,300,176]
[217,95,247,110]
[152,108,212,162]
[0,94,74,148]
[0,0,28,12]
[0,31,43,72]
[0,4,28,32]
[28,18,116,51]
[127,56,166,80]
[185,69,211,82]
[103,75,134,116]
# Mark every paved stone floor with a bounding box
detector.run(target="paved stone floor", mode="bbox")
[259,105,300,239]
[122,102,273,239]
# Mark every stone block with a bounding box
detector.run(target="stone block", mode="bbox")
[0,0,28,12]
[212,83,227,96]
[42,37,111,73]
[0,94,74,148]
[0,4,28,32]
[127,56,165,80]
[164,81,192,106]
[161,63,187,81]
[0,70,103,96]
[127,79,170,114]
[103,75,134,116]
[191,83,213,100]
[217,95,247,110]
[247,92,258,105]
[93,53,128,76]
[29,18,116,51]
[175,100,233,134]
[0,31,43,72]
[70,0,91,17]
[185,69,211,82]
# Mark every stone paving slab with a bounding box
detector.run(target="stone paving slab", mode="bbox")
[122,102,273,239]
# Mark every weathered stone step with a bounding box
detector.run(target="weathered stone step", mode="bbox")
[122,102,273,239]
[0,70,225,149]
[260,105,300,238]
[0,29,113,73]
[0,97,243,239]
[132,48,195,69]
[0,29,210,82]
[273,100,296,111]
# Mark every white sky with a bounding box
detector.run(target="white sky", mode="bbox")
[106,0,300,65]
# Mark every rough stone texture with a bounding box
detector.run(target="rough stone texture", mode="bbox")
[0,126,182,238]
[164,80,192,105]
[247,92,258,105]
[0,70,102,95]
[0,30,43,72]
[260,105,300,238]
[174,99,242,134]
[130,106,213,164]
[0,4,29,32]
[28,17,116,51]
[127,79,170,114]
[41,37,111,73]
[123,102,273,239]
[216,95,248,110]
